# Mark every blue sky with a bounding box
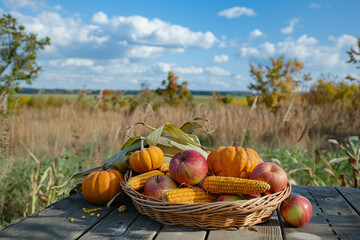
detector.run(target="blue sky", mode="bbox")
[0,0,359,91]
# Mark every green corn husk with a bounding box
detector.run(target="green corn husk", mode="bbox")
[107,118,215,172]
[53,118,216,196]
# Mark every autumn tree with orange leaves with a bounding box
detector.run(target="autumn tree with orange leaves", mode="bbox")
[248,56,311,112]
[156,71,192,106]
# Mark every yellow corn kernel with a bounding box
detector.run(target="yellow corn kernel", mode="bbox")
[118,205,126,213]
[126,170,165,190]
[164,187,216,204]
[90,213,94,216]
[81,216,86,219]
[70,218,74,223]
[159,162,169,172]
[97,214,100,218]
[203,176,270,195]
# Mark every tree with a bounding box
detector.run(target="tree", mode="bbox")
[248,56,311,112]
[345,37,360,81]
[155,71,192,106]
[0,14,50,94]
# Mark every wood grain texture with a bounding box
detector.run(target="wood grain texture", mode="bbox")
[207,212,282,240]
[0,194,114,240]
[336,186,360,215]
[121,214,162,240]
[2,186,360,240]
[154,226,206,240]
[282,185,360,240]
[78,197,140,239]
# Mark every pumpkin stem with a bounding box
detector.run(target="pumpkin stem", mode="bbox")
[102,163,110,171]
[233,142,239,148]
[140,137,145,151]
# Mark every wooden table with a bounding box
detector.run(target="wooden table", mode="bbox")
[1,185,359,240]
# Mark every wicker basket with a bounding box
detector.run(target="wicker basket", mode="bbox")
[120,172,291,230]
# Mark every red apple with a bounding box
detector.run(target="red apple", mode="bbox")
[144,175,178,200]
[250,162,288,193]
[169,150,208,186]
[216,194,245,202]
[244,193,261,199]
[280,195,313,227]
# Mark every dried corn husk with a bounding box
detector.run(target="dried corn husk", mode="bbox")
[53,118,216,198]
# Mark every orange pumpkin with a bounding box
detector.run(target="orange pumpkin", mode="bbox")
[82,165,123,205]
[207,144,262,178]
[129,140,164,173]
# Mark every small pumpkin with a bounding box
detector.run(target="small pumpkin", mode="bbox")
[82,164,123,205]
[129,139,164,173]
[207,143,262,178]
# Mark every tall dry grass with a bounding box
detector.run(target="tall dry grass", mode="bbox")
[9,101,360,160]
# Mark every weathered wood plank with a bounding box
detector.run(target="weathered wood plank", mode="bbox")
[308,186,360,240]
[280,185,339,240]
[121,214,162,240]
[207,212,282,240]
[155,226,206,240]
[336,187,360,215]
[281,185,360,240]
[78,197,140,239]
[0,194,114,240]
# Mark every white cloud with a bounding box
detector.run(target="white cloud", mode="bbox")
[1,0,46,11]
[210,79,230,88]
[153,62,203,74]
[129,78,138,84]
[218,6,256,18]
[240,41,275,58]
[107,62,151,75]
[153,62,174,72]
[206,66,231,76]
[235,74,243,80]
[12,11,217,62]
[218,35,238,48]
[309,3,321,8]
[109,15,217,49]
[174,66,203,74]
[13,12,110,46]
[49,58,94,67]
[92,65,105,73]
[91,78,110,83]
[332,34,357,49]
[125,45,184,59]
[240,34,358,70]
[52,4,62,11]
[281,18,299,34]
[92,11,109,24]
[249,29,264,39]
[213,54,229,63]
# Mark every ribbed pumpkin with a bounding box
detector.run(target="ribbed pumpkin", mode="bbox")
[129,140,164,173]
[82,164,123,205]
[207,143,262,178]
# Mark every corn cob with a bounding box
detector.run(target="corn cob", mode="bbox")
[127,170,165,190]
[164,187,216,204]
[159,162,169,172]
[203,176,270,195]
